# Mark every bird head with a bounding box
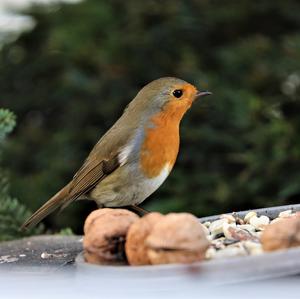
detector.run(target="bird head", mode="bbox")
[131,77,212,121]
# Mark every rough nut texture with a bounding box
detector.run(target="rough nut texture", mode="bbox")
[84,208,115,234]
[125,212,164,265]
[146,213,210,264]
[261,214,300,252]
[83,208,139,265]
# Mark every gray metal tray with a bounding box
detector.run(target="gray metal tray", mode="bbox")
[76,204,300,285]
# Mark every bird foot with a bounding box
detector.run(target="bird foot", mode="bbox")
[127,205,149,216]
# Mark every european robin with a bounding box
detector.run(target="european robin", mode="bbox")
[22,77,211,229]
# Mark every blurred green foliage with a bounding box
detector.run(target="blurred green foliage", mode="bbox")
[1,0,300,233]
[0,109,44,240]
[0,109,16,141]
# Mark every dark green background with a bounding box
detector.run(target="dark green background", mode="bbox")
[1,0,300,233]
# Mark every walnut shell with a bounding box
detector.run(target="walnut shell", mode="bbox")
[261,213,300,252]
[146,213,210,264]
[83,208,139,265]
[83,208,114,234]
[125,212,164,265]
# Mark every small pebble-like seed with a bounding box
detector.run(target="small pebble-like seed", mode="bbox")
[209,218,228,236]
[0,256,19,263]
[223,223,258,241]
[41,252,49,259]
[211,237,226,250]
[205,247,217,259]
[237,224,256,232]
[243,241,263,255]
[249,215,270,230]
[222,222,237,239]
[244,211,257,223]
[223,239,239,246]
[213,244,247,259]
[220,214,236,223]
[236,217,245,225]
[1,255,10,259]
[278,210,293,218]
[203,221,211,228]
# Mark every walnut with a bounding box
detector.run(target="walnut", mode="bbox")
[84,208,112,234]
[146,213,210,265]
[125,212,164,265]
[261,213,300,252]
[83,208,139,265]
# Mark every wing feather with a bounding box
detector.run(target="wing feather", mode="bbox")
[68,155,120,200]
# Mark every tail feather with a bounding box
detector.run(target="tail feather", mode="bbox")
[21,183,72,230]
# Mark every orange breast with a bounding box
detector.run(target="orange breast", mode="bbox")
[140,100,191,178]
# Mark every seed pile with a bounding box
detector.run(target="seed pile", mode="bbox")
[203,209,298,260]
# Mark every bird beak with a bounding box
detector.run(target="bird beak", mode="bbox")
[195,90,212,98]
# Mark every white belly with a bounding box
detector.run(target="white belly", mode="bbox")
[135,164,171,202]
[90,164,171,207]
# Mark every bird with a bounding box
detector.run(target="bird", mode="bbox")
[22,77,211,229]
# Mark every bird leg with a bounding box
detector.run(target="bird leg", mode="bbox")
[128,205,149,216]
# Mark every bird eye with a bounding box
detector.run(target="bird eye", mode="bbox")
[172,89,183,98]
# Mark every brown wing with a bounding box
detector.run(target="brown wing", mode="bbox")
[67,154,120,200]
